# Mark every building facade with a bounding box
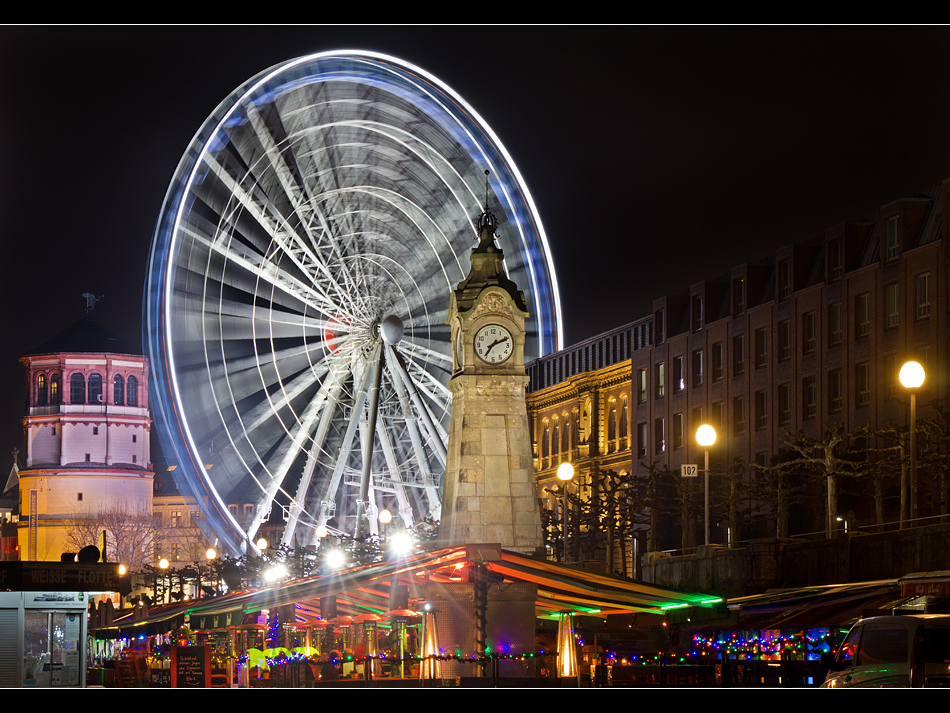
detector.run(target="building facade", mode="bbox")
[527,178,950,557]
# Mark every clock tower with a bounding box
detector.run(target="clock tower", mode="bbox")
[440,198,543,554]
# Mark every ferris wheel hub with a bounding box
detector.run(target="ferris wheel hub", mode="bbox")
[380,314,405,345]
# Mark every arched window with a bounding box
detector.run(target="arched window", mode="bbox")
[620,395,629,444]
[552,417,561,461]
[113,374,125,406]
[36,374,47,406]
[88,373,103,404]
[50,373,61,404]
[541,419,550,465]
[571,408,579,451]
[70,373,85,405]
[608,398,618,451]
[127,375,138,407]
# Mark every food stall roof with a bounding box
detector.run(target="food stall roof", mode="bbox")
[94,545,720,638]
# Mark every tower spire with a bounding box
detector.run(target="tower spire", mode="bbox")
[475,170,498,250]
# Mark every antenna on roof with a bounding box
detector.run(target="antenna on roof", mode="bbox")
[82,292,104,314]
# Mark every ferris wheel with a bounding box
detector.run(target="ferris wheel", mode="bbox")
[145,51,562,555]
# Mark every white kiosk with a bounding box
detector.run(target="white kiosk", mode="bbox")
[0,562,124,687]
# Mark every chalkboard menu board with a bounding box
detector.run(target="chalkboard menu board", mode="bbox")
[171,646,210,688]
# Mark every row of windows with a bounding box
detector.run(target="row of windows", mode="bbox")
[36,372,139,406]
[538,396,631,464]
[639,359,909,454]
[638,280,936,402]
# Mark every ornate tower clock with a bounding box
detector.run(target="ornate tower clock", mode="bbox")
[440,201,543,554]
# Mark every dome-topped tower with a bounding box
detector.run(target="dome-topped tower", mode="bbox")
[17,317,153,561]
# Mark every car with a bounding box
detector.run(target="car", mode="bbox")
[821,614,950,688]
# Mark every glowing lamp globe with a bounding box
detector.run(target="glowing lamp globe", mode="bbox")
[696,424,717,447]
[557,462,575,482]
[900,361,925,389]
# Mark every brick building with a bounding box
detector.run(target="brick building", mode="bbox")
[527,178,950,560]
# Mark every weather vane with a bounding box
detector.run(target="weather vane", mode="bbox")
[82,292,104,314]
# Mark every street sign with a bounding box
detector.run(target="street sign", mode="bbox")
[681,464,699,478]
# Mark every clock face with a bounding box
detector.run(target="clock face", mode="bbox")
[474,324,513,364]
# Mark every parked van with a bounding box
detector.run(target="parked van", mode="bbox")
[821,614,950,687]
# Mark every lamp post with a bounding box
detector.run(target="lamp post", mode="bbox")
[556,462,575,562]
[158,558,169,604]
[696,424,717,546]
[900,361,925,527]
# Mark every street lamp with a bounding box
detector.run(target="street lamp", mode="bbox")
[696,424,717,546]
[556,462,575,562]
[900,360,925,527]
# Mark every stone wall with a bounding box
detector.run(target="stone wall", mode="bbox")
[643,523,950,597]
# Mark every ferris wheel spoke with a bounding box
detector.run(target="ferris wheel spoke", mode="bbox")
[203,155,359,317]
[243,388,325,543]
[314,355,375,537]
[374,415,415,529]
[384,348,441,520]
[181,226,344,321]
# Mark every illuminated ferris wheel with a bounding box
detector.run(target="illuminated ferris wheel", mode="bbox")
[145,51,562,555]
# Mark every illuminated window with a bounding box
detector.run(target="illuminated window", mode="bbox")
[113,374,124,405]
[692,350,703,386]
[50,373,60,404]
[655,362,665,399]
[637,368,647,403]
[36,374,47,406]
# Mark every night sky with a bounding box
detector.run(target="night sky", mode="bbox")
[2,25,950,469]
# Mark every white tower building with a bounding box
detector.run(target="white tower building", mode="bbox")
[17,317,153,561]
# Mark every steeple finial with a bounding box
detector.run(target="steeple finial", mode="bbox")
[475,170,498,249]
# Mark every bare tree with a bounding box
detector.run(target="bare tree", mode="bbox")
[63,504,165,571]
